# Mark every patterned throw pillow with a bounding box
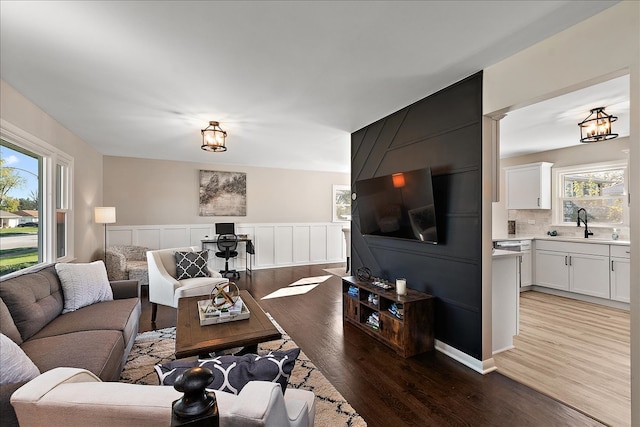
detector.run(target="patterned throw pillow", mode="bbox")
[154,348,300,394]
[175,251,210,280]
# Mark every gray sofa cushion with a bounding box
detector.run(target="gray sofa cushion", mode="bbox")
[0,265,63,341]
[20,330,125,382]
[31,298,140,341]
[0,298,22,345]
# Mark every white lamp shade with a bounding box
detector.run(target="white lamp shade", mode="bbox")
[94,207,116,224]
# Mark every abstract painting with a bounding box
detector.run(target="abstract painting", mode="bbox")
[199,170,247,216]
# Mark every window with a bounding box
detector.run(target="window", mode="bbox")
[1,122,73,277]
[332,185,351,222]
[0,142,41,274]
[56,162,71,258]
[554,161,628,226]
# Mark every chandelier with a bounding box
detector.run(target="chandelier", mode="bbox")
[201,121,227,152]
[578,107,618,143]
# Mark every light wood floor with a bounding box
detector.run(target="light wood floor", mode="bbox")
[494,291,630,426]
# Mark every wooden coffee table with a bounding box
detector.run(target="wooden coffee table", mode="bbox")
[175,290,281,359]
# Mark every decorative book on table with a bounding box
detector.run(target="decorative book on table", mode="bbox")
[197,296,250,326]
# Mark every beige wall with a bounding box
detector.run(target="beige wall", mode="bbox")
[483,2,639,421]
[0,80,104,262]
[493,137,631,237]
[103,156,350,225]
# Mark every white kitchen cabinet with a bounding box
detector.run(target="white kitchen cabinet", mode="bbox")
[520,249,532,287]
[535,250,570,290]
[569,253,611,299]
[611,245,631,303]
[492,252,520,354]
[504,162,553,209]
[534,240,610,299]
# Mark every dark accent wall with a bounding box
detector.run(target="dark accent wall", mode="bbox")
[351,72,483,359]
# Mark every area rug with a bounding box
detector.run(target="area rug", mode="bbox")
[121,325,366,427]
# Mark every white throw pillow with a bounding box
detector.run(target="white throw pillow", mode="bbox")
[55,261,113,313]
[0,333,40,385]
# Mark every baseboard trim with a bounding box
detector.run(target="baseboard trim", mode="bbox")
[529,286,630,310]
[435,340,497,374]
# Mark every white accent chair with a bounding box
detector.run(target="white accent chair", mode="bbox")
[11,367,316,427]
[146,246,229,322]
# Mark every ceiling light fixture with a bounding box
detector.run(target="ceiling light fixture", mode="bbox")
[578,107,618,143]
[201,121,227,152]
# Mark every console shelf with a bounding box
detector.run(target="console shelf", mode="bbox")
[342,276,434,357]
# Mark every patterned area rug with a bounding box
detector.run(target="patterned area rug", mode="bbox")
[121,323,366,427]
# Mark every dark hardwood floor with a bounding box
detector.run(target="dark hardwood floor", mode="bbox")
[139,263,603,427]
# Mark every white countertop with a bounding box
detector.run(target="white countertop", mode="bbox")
[492,235,535,242]
[493,235,630,246]
[533,236,630,246]
[492,249,523,258]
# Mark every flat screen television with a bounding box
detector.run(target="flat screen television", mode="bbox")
[355,167,438,244]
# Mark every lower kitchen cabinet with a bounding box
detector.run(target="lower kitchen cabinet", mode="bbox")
[611,245,631,303]
[535,250,570,290]
[534,240,610,299]
[569,252,610,299]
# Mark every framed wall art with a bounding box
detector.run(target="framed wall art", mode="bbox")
[199,170,247,216]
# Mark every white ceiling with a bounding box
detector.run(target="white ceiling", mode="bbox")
[0,1,620,173]
[500,74,630,159]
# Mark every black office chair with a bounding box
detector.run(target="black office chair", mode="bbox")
[215,233,240,279]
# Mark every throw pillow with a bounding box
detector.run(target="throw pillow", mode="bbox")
[155,348,300,394]
[55,261,113,313]
[175,251,210,280]
[0,333,40,385]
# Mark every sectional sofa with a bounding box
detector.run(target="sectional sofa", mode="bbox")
[0,264,141,426]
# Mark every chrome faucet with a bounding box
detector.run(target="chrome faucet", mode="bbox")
[576,208,593,238]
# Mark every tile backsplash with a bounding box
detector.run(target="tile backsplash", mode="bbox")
[507,209,629,240]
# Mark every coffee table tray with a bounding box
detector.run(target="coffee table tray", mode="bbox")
[197,297,250,326]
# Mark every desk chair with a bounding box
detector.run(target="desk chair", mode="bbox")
[216,234,240,279]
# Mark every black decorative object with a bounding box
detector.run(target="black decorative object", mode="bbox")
[171,367,219,427]
[356,266,371,282]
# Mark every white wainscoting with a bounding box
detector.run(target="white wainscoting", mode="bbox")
[107,222,347,271]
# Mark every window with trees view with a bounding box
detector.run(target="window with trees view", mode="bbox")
[554,161,628,226]
[332,185,351,222]
[0,143,41,275]
[1,126,73,277]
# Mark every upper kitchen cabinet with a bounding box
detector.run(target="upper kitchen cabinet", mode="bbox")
[504,162,553,209]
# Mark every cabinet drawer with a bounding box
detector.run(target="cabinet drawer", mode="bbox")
[610,245,631,259]
[535,240,609,256]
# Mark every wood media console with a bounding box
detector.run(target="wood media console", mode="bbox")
[342,276,434,357]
